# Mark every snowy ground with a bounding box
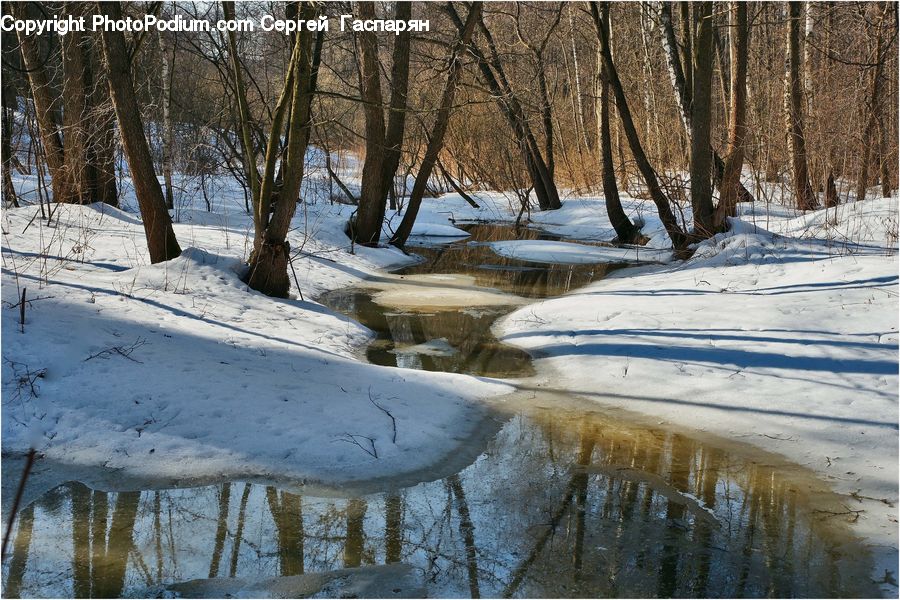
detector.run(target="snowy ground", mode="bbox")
[1,174,514,496]
[2,162,898,593]
[493,195,900,593]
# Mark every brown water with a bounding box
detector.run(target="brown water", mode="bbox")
[0,405,876,598]
[0,225,876,598]
[320,225,625,378]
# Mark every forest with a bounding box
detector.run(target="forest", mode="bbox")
[0,1,898,599]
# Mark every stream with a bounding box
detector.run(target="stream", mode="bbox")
[1,224,877,598]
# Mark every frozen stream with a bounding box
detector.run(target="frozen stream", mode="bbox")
[1,225,877,598]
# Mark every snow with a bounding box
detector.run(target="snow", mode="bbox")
[488,239,672,264]
[408,221,470,238]
[494,196,899,591]
[1,182,513,494]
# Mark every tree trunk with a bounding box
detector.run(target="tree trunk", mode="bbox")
[680,2,693,98]
[660,2,755,205]
[879,119,892,197]
[448,5,561,211]
[352,1,388,246]
[785,1,817,210]
[97,1,181,263]
[390,2,482,248]
[87,28,119,207]
[158,29,175,210]
[537,62,554,178]
[593,3,638,243]
[714,2,749,229]
[377,2,412,213]
[824,170,839,208]
[690,2,715,237]
[591,2,687,250]
[224,1,261,236]
[12,3,75,204]
[1,82,18,207]
[61,6,90,205]
[856,2,888,202]
[245,5,317,296]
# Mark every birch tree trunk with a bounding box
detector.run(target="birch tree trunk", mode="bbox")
[714,2,749,228]
[158,29,175,210]
[785,1,817,210]
[659,1,755,205]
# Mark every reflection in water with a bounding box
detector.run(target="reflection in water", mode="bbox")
[399,224,619,299]
[321,225,627,378]
[1,409,874,598]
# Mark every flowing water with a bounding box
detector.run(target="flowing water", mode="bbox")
[1,225,876,598]
[320,225,623,378]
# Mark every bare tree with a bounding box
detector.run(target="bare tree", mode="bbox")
[351,1,388,246]
[658,2,754,206]
[380,1,412,212]
[97,1,181,263]
[449,4,562,211]
[225,0,319,296]
[591,2,638,243]
[785,1,817,210]
[714,2,749,228]
[390,2,483,248]
[856,1,890,202]
[591,1,687,250]
[690,2,715,236]
[12,3,75,205]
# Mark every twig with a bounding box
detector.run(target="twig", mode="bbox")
[84,338,148,363]
[288,256,304,302]
[4,359,47,401]
[812,504,864,522]
[4,295,53,310]
[335,432,378,458]
[369,387,397,444]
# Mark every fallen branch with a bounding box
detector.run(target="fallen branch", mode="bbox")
[369,388,397,444]
[335,432,378,459]
[4,359,47,400]
[84,338,148,364]
[812,504,864,522]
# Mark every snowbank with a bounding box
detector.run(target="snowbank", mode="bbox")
[488,239,672,264]
[495,197,899,591]
[1,197,512,494]
[408,221,470,238]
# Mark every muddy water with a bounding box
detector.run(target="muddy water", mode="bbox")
[0,406,876,598]
[1,225,876,598]
[321,225,625,378]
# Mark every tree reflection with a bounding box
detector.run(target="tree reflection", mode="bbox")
[267,488,304,576]
[1,408,873,598]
